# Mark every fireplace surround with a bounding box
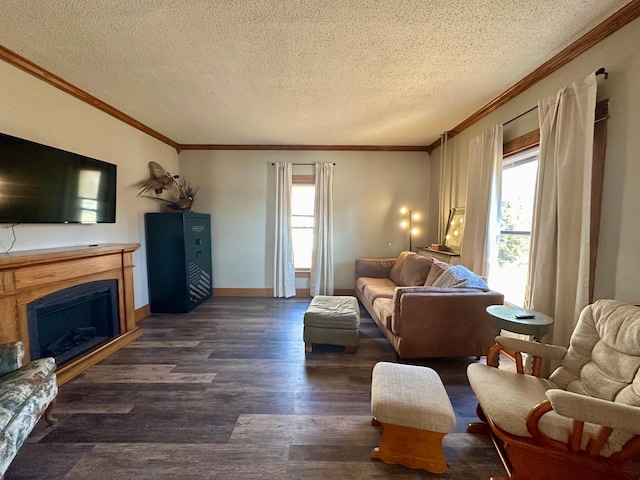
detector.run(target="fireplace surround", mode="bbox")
[0,244,141,385]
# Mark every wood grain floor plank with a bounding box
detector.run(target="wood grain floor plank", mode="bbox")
[39,412,239,444]
[63,443,288,480]
[126,341,203,347]
[74,364,217,384]
[230,414,382,445]
[7,297,506,479]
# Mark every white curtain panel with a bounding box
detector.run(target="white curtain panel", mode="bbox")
[273,162,296,298]
[310,162,334,296]
[525,73,597,347]
[461,124,503,278]
[438,132,451,243]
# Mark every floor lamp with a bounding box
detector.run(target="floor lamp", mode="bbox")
[400,207,419,251]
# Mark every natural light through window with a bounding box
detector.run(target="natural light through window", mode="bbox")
[291,184,315,269]
[491,147,538,305]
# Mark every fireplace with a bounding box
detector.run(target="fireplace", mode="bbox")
[27,280,120,367]
[0,243,141,385]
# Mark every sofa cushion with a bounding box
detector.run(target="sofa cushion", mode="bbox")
[355,258,396,279]
[431,265,489,291]
[0,361,57,476]
[424,258,451,286]
[550,300,640,402]
[0,358,56,435]
[363,281,396,305]
[355,276,395,297]
[398,254,433,287]
[373,297,394,331]
[467,363,560,439]
[389,251,413,285]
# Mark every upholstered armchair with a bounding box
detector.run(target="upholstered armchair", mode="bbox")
[467,299,640,480]
[0,342,57,477]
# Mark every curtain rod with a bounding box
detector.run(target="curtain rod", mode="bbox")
[595,67,608,79]
[503,67,608,127]
[271,162,336,165]
[503,105,538,126]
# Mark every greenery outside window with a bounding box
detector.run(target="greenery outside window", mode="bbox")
[492,147,538,305]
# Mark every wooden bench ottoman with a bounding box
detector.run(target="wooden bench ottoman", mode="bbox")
[303,295,360,353]
[370,361,456,473]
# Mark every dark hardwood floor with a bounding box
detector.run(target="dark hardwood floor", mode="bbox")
[9,297,506,479]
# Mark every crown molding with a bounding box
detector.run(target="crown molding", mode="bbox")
[0,44,429,153]
[427,0,640,153]
[0,44,181,152]
[177,144,429,152]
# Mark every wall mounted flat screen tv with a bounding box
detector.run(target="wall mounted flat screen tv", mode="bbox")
[0,132,117,224]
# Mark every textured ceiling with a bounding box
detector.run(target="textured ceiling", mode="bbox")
[0,1,631,146]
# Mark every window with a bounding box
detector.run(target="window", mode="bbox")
[491,147,538,305]
[291,181,315,269]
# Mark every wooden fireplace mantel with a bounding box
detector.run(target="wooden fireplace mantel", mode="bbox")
[0,243,142,385]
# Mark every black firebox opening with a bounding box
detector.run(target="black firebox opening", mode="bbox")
[27,280,120,366]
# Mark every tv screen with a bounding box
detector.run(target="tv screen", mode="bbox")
[0,132,117,224]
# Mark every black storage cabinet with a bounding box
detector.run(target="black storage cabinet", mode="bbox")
[145,212,212,313]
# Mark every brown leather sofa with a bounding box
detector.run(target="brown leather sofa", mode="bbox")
[355,251,504,358]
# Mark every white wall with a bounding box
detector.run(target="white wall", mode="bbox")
[430,17,640,303]
[0,58,430,301]
[0,61,179,308]
[178,150,430,290]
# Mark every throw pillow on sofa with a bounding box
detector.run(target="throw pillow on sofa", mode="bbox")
[424,258,451,286]
[389,251,413,285]
[431,265,490,291]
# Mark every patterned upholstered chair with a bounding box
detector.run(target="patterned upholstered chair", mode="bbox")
[467,299,640,480]
[0,342,57,478]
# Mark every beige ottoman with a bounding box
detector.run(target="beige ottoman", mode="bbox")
[370,362,456,473]
[303,296,360,353]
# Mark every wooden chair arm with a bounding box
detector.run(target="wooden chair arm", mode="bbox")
[495,335,568,359]
[546,389,640,435]
[526,400,571,451]
[487,336,568,376]
[526,395,636,457]
[486,342,544,375]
